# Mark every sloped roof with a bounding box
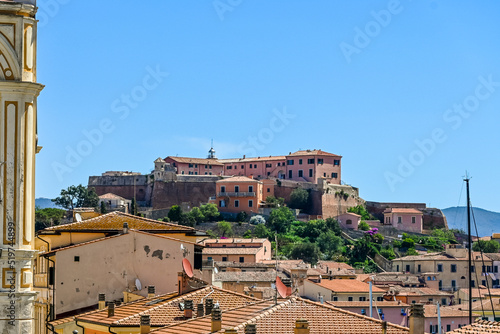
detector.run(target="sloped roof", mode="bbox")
[153,297,409,334]
[327,300,409,308]
[447,319,500,333]
[203,247,262,255]
[165,156,223,166]
[218,156,286,163]
[310,278,385,293]
[288,149,341,157]
[98,193,127,200]
[384,208,422,214]
[76,286,259,327]
[40,211,194,233]
[203,238,268,245]
[213,270,286,283]
[217,176,261,183]
[424,304,473,318]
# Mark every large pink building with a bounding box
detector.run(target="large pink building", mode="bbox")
[165,148,342,185]
[383,208,423,233]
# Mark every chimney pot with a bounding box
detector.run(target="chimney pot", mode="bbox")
[245,323,257,334]
[98,293,106,310]
[107,302,115,317]
[205,298,214,316]
[409,304,425,334]
[184,300,193,318]
[147,285,155,298]
[196,303,204,317]
[211,307,222,332]
[140,315,150,334]
[294,319,310,334]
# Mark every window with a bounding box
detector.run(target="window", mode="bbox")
[396,265,399,272]
[210,165,212,169]
[359,297,366,301]
[377,297,383,301]
[428,298,433,302]
[334,159,340,165]
[307,158,314,164]
[418,264,421,272]
[451,264,457,272]
[471,280,475,287]
[204,172,207,175]
[471,265,475,273]
[235,186,239,192]
[299,159,302,165]
[249,200,253,208]
[234,200,239,208]
[254,164,257,168]
[438,280,442,290]
[442,298,447,305]
[309,169,313,177]
[446,325,451,332]
[222,257,227,262]
[451,280,456,289]
[194,172,197,175]
[487,266,492,272]
[287,160,294,165]
[386,217,390,224]
[348,297,353,301]
[397,216,402,224]
[205,165,208,168]
[239,257,244,263]
[188,171,193,175]
[267,172,270,176]
[267,188,270,193]
[361,309,366,315]
[221,186,226,193]
[226,166,232,170]
[482,265,486,273]
[194,164,198,168]
[219,200,225,208]
[248,186,253,192]
[288,170,292,179]
[495,266,499,273]
[266,164,272,168]
[437,264,443,272]
[332,172,338,178]
[249,164,252,169]
[189,163,193,168]
[181,171,185,174]
[346,219,352,225]
[298,170,303,177]
[405,265,410,272]
[482,280,487,286]
[412,216,416,224]
[333,296,338,301]
[317,158,324,164]
[74,256,80,262]
[323,173,326,177]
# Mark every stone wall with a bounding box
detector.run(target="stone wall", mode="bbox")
[89,175,152,204]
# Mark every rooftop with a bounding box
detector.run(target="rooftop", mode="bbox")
[165,156,224,166]
[217,176,261,183]
[288,149,341,157]
[203,238,268,245]
[203,247,262,255]
[213,270,286,283]
[447,319,500,333]
[311,278,385,293]
[40,211,194,233]
[384,208,423,214]
[99,193,128,200]
[218,155,286,163]
[327,300,409,308]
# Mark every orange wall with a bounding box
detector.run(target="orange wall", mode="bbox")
[216,180,262,214]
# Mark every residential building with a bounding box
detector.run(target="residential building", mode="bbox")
[219,155,287,179]
[336,212,362,230]
[383,208,424,233]
[365,272,423,289]
[285,149,342,184]
[201,238,272,263]
[327,300,409,327]
[98,193,131,213]
[215,176,263,214]
[385,286,454,306]
[164,155,224,176]
[0,1,43,334]
[302,277,385,302]
[212,270,287,295]
[447,319,500,334]
[457,287,500,305]
[423,304,475,333]
[391,244,494,292]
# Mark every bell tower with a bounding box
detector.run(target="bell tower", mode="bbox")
[0,1,43,333]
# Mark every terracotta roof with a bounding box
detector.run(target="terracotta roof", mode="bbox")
[311,278,385,293]
[447,319,500,333]
[41,211,194,233]
[327,300,410,308]
[317,261,355,271]
[370,273,420,285]
[153,297,409,334]
[384,208,422,214]
[387,286,452,297]
[203,238,268,245]
[395,251,493,262]
[217,176,261,183]
[77,286,259,328]
[165,156,223,166]
[459,288,500,298]
[203,247,262,255]
[288,149,341,157]
[423,304,474,318]
[218,156,286,163]
[99,193,127,200]
[213,270,286,283]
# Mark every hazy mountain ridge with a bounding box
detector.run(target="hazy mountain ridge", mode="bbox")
[443,206,500,237]
[35,197,62,209]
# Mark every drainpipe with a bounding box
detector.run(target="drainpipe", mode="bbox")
[369,280,373,318]
[108,325,118,334]
[75,318,85,334]
[37,234,56,321]
[437,302,441,334]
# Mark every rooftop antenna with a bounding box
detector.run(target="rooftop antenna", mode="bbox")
[463,171,472,324]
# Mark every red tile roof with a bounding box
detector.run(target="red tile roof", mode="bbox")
[288,149,341,157]
[165,156,224,166]
[447,319,500,333]
[311,278,385,293]
[153,297,409,334]
[218,156,286,163]
[217,176,261,183]
[384,208,422,214]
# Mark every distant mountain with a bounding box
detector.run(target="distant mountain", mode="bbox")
[442,206,500,237]
[35,197,62,209]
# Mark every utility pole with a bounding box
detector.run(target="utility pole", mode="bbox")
[464,173,472,324]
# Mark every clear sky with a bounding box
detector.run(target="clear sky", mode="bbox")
[35,0,500,212]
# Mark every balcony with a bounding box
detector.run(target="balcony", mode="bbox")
[218,192,255,197]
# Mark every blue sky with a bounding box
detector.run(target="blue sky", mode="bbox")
[36,0,500,212]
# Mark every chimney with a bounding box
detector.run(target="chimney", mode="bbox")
[245,323,257,334]
[205,298,214,316]
[98,293,106,310]
[123,222,129,234]
[147,285,155,298]
[382,321,387,334]
[107,302,115,318]
[140,315,150,334]
[409,304,425,334]
[294,319,310,334]
[211,307,222,333]
[178,272,186,296]
[196,303,204,317]
[282,277,292,296]
[184,300,193,318]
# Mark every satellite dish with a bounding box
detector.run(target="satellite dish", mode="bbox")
[276,276,288,298]
[75,213,82,222]
[180,244,185,250]
[182,258,193,278]
[214,267,219,274]
[135,278,142,291]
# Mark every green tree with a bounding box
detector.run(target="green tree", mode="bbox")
[267,206,295,233]
[188,207,205,224]
[317,231,343,254]
[301,219,328,240]
[200,203,220,221]
[100,201,107,214]
[289,188,309,211]
[325,217,342,236]
[52,185,99,210]
[473,240,500,253]
[168,205,183,222]
[254,224,273,239]
[236,211,249,222]
[217,221,233,237]
[289,242,320,265]
[35,208,66,231]
[358,221,370,231]
[348,205,375,220]
[265,196,285,208]
[401,238,415,249]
